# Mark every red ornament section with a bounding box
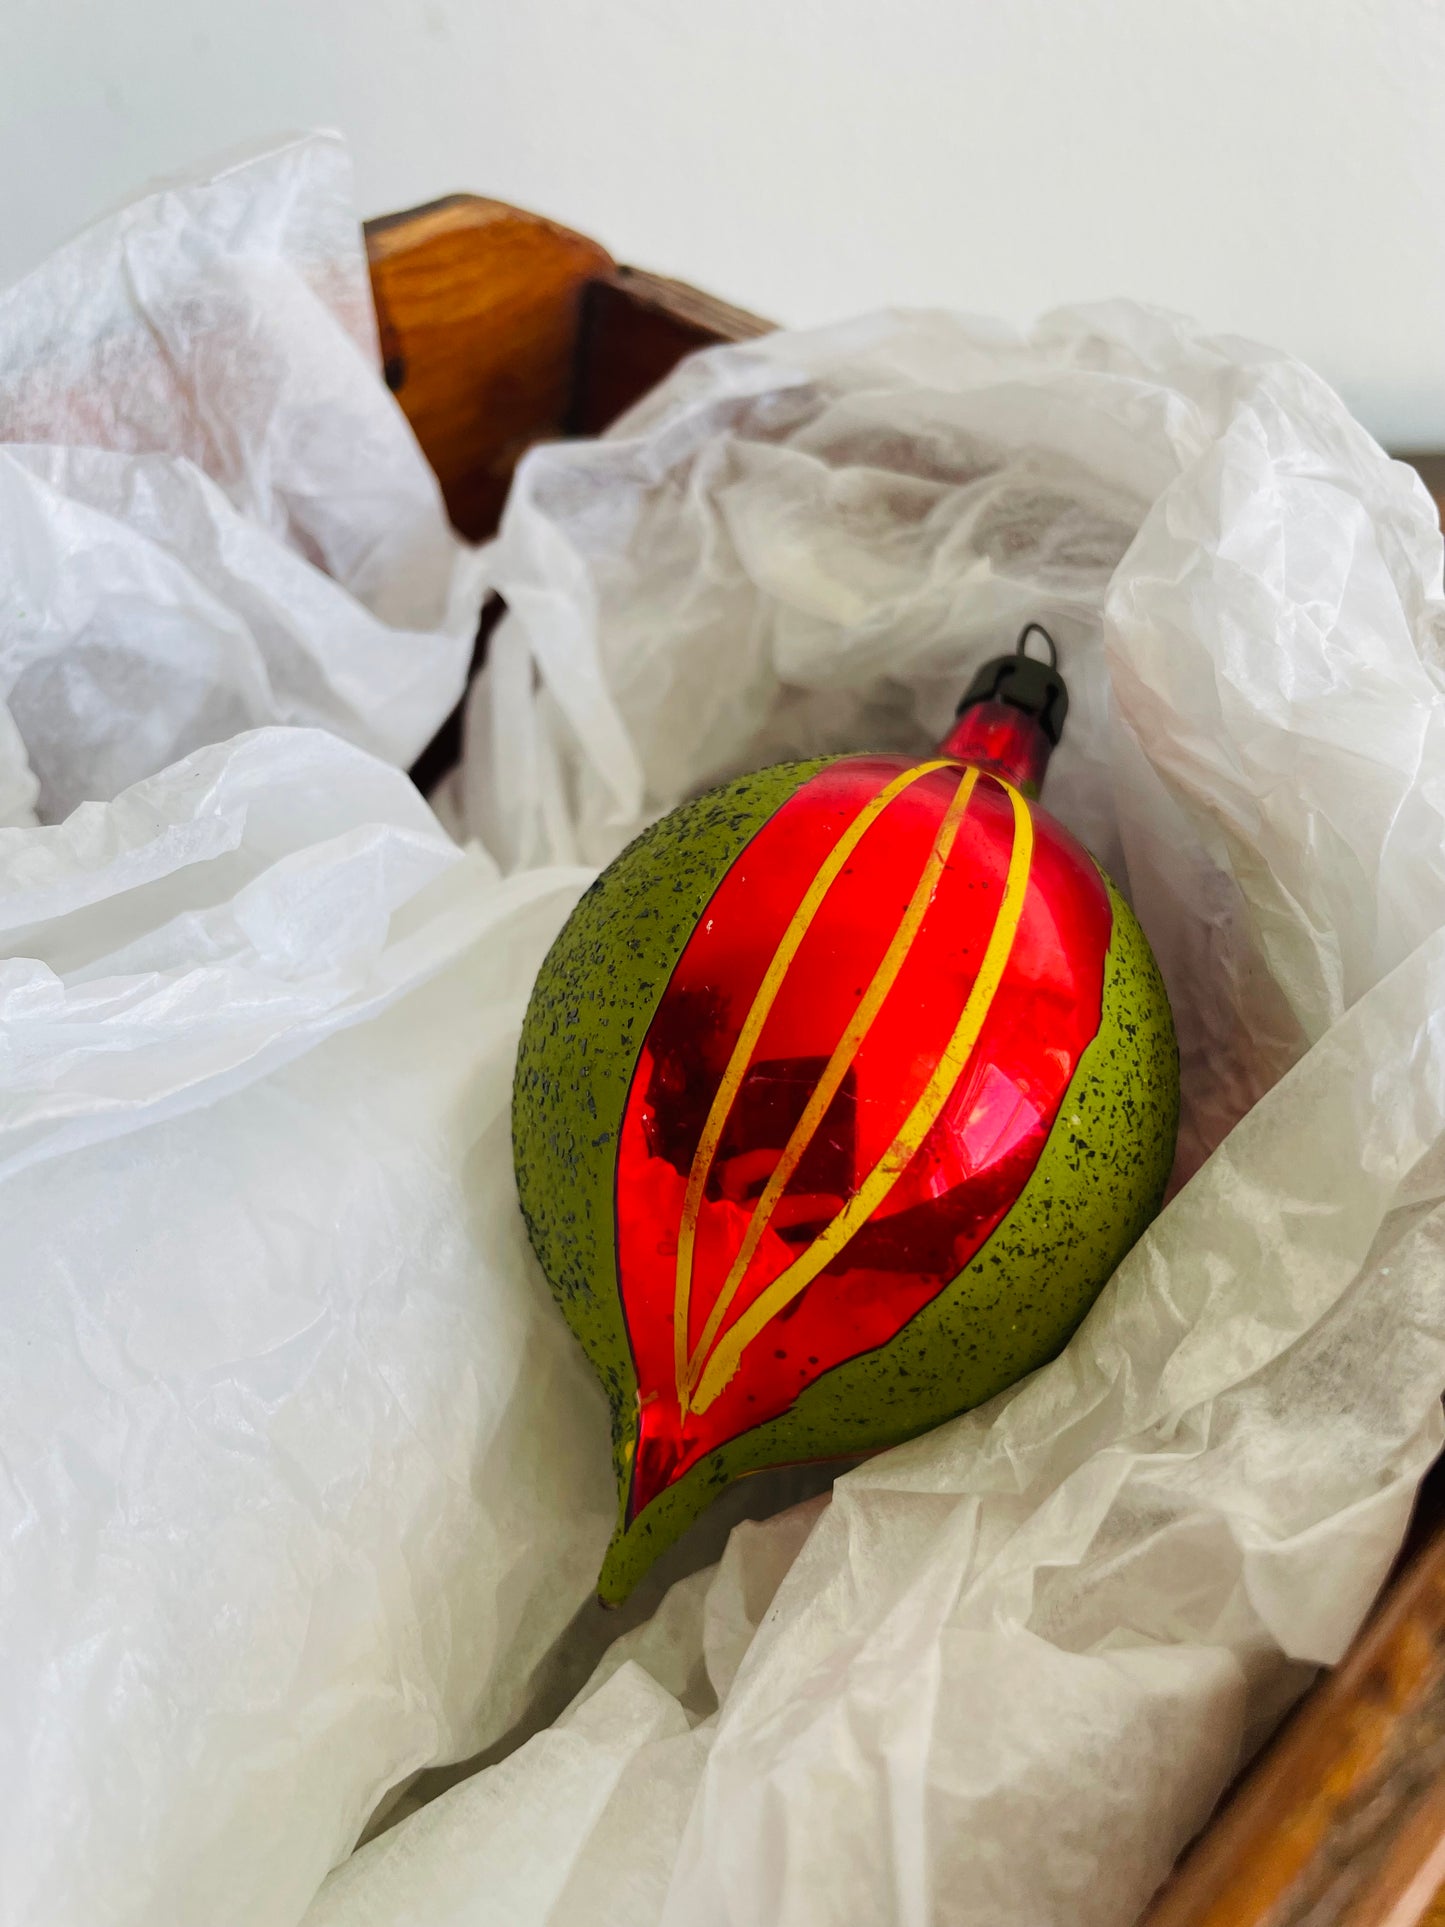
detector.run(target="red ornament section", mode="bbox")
[614,754,1112,1520]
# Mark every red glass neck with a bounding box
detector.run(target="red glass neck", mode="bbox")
[939,700,1053,797]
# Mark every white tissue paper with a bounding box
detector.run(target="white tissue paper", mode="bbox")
[0,726,614,1927]
[304,1505,822,1927]
[0,130,598,1927]
[329,305,1445,1927]
[0,132,482,826]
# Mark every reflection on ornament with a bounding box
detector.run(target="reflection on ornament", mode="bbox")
[514,628,1179,1602]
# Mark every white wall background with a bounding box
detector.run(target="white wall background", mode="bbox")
[4,0,1445,447]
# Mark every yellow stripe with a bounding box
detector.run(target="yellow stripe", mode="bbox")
[671,758,955,1406]
[682,766,980,1401]
[689,778,1034,1416]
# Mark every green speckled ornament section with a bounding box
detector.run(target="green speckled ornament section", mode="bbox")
[594,873,1179,1603]
[512,761,837,1509]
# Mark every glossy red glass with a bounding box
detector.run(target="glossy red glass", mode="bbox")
[939,698,1053,796]
[614,749,1112,1521]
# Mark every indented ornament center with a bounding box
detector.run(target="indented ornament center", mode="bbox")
[613,755,1106,1522]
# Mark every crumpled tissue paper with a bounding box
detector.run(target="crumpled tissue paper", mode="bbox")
[304,1505,822,1927]
[316,304,1445,1926]
[0,131,482,826]
[0,135,602,1927]
[0,726,614,1927]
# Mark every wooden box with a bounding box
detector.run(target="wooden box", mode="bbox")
[366,195,1445,1927]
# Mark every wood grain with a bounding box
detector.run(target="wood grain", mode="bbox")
[1141,1518,1445,1927]
[365,195,613,539]
[365,203,768,787]
[570,267,770,436]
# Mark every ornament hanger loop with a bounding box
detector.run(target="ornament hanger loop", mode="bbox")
[1016,622,1058,670]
